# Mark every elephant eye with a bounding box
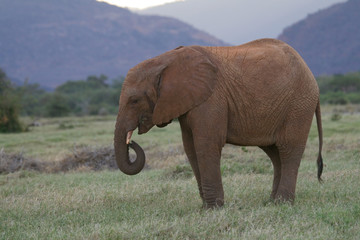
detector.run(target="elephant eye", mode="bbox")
[130,99,139,105]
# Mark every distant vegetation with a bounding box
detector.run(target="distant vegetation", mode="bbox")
[43,75,124,117]
[0,68,23,133]
[1,68,123,120]
[13,69,360,115]
[1,66,360,132]
[318,72,360,105]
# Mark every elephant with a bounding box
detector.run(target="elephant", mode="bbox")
[114,38,323,208]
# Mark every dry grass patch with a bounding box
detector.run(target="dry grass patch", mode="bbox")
[0,146,119,174]
[0,143,187,174]
[0,148,49,173]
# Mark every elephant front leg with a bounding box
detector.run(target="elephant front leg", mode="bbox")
[194,138,224,208]
[182,100,228,208]
[179,119,204,202]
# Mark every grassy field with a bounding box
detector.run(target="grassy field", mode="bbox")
[1,105,360,239]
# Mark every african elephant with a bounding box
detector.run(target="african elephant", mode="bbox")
[114,38,323,208]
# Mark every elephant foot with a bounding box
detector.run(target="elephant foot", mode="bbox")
[270,190,277,200]
[273,190,295,205]
[202,198,224,209]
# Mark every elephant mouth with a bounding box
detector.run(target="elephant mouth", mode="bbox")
[138,121,155,135]
[126,116,157,144]
[156,119,172,128]
[126,130,133,144]
[126,124,148,144]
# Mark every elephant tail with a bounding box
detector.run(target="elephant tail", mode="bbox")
[315,100,324,182]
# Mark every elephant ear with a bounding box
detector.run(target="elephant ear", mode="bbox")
[152,46,218,125]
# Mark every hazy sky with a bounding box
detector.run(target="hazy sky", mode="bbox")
[98,0,347,44]
[97,0,181,9]
[139,0,347,44]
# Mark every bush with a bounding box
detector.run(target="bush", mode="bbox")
[331,113,342,121]
[318,72,360,94]
[317,72,360,105]
[15,82,47,116]
[320,92,349,105]
[0,99,23,133]
[0,68,23,133]
[347,93,360,104]
[45,93,71,117]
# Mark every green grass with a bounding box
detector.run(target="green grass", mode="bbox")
[1,105,360,239]
[0,116,182,165]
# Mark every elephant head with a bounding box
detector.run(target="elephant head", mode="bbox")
[114,46,218,175]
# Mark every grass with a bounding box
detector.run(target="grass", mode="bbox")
[0,116,183,168]
[1,105,360,239]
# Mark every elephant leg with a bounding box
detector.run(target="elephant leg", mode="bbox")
[182,100,227,208]
[274,108,314,202]
[193,138,224,208]
[275,145,305,203]
[260,145,281,200]
[179,118,204,202]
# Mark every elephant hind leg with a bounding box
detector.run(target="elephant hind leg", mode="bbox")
[274,145,305,203]
[260,145,281,200]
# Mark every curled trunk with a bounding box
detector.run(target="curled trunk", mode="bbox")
[114,126,145,175]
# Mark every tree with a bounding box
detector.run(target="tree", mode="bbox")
[45,93,71,117]
[317,71,360,104]
[86,74,108,88]
[15,82,46,116]
[0,68,23,132]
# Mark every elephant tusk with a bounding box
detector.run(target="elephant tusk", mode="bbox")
[126,131,133,145]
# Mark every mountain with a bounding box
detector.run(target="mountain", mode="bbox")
[140,0,346,45]
[0,0,226,88]
[278,0,360,76]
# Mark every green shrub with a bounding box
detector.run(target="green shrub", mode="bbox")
[0,100,23,133]
[347,93,360,104]
[0,68,23,133]
[331,113,342,121]
[317,72,360,105]
[321,92,349,105]
[45,93,71,117]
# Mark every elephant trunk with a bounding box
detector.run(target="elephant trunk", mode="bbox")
[114,120,145,175]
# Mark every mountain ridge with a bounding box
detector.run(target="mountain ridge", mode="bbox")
[278,0,360,76]
[140,0,346,45]
[0,0,226,87]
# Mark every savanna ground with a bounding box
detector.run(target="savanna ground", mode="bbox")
[0,105,359,239]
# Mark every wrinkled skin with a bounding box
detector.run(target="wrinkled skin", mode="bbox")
[114,39,324,208]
